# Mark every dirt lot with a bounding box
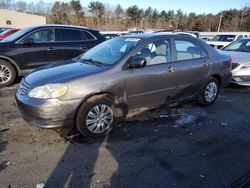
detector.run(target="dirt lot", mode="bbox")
[0,84,249,188]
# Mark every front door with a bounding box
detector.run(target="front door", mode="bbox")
[16,28,60,70]
[125,39,178,109]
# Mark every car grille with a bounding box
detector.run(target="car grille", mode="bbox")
[232,63,240,70]
[17,80,30,95]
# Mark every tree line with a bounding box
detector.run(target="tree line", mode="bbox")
[0,0,249,31]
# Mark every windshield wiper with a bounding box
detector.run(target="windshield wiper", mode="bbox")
[79,58,102,67]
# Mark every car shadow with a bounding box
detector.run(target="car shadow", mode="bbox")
[0,92,9,172]
[45,101,196,188]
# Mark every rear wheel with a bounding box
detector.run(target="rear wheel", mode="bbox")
[0,60,16,87]
[198,77,219,106]
[76,96,116,137]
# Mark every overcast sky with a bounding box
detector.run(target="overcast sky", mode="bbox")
[39,0,249,14]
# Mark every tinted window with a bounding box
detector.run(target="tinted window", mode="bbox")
[135,40,171,65]
[84,31,95,40]
[27,29,55,43]
[59,29,85,41]
[175,40,207,61]
[237,35,243,40]
[211,35,236,42]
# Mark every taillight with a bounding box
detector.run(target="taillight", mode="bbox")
[228,59,232,66]
[225,59,232,69]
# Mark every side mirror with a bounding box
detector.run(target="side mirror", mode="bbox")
[128,56,146,69]
[22,37,34,45]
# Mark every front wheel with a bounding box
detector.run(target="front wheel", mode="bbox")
[198,77,220,106]
[76,96,116,137]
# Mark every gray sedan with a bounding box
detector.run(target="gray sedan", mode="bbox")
[219,38,250,86]
[16,34,232,137]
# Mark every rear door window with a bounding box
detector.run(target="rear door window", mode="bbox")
[83,31,96,40]
[175,40,208,61]
[58,29,85,42]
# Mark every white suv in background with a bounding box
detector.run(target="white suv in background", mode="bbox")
[207,34,248,49]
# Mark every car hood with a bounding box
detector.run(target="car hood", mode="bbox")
[0,41,12,48]
[218,50,250,64]
[24,60,107,87]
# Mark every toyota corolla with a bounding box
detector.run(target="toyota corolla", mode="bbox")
[16,34,232,137]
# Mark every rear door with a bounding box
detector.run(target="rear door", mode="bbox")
[172,38,210,99]
[55,28,100,60]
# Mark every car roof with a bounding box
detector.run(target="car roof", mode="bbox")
[26,24,99,32]
[119,32,195,39]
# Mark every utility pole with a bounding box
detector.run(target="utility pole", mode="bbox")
[217,13,223,32]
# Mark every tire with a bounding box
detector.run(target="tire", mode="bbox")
[76,96,116,137]
[198,77,220,106]
[0,60,16,87]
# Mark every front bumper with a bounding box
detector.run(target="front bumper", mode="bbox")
[15,92,82,129]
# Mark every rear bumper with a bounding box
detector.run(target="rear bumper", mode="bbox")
[15,92,82,129]
[221,71,232,87]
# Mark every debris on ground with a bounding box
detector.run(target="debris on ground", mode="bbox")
[199,174,206,179]
[0,128,9,133]
[221,122,228,127]
[0,160,10,171]
[160,114,168,118]
[36,182,45,188]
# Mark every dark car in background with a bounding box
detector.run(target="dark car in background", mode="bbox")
[16,34,232,137]
[0,25,105,87]
[0,28,20,40]
[0,27,12,34]
[101,33,119,40]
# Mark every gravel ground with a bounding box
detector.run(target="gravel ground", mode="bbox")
[0,84,249,188]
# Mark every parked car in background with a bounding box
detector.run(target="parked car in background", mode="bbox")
[16,34,232,137]
[173,32,198,38]
[0,27,12,34]
[0,24,105,87]
[0,29,20,40]
[125,30,144,35]
[101,32,119,40]
[154,29,175,33]
[187,31,201,39]
[207,34,248,49]
[219,38,250,86]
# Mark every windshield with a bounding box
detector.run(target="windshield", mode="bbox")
[211,35,236,42]
[79,37,141,65]
[1,27,33,42]
[222,39,250,52]
[0,28,10,34]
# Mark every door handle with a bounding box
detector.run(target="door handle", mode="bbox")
[80,46,87,51]
[46,47,56,52]
[203,61,209,67]
[168,66,177,72]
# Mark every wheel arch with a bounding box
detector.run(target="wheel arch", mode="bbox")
[0,56,20,75]
[75,91,128,124]
[211,74,221,87]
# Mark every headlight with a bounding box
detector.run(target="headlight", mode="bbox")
[241,64,250,69]
[28,84,68,99]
